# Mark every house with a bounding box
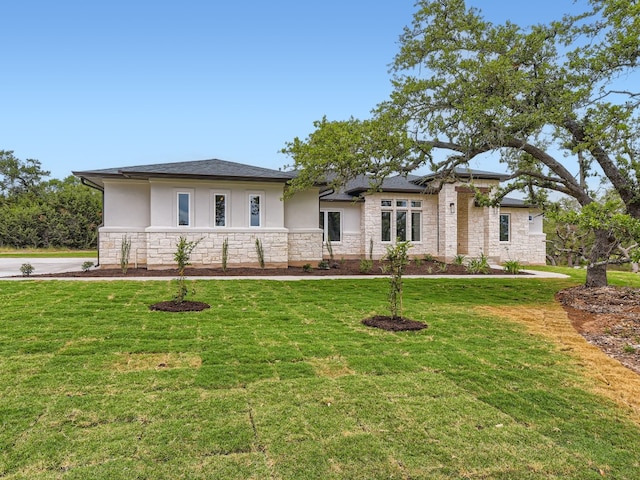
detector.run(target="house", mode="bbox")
[73,158,546,269]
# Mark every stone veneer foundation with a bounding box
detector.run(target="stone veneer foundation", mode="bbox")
[98,230,323,269]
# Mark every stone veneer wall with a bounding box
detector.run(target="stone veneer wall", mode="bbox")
[145,231,290,269]
[99,230,148,268]
[99,229,297,269]
[325,231,362,259]
[288,230,323,265]
[361,194,439,260]
[495,210,547,264]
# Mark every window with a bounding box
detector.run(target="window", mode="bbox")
[499,214,510,242]
[381,198,422,242]
[381,211,391,242]
[177,192,190,226]
[319,210,341,242]
[396,211,407,241]
[213,193,226,227]
[249,194,261,227]
[411,211,421,242]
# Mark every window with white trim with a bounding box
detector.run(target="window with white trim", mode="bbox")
[177,192,191,226]
[381,198,422,242]
[213,192,227,227]
[249,194,262,227]
[319,210,341,242]
[499,214,510,242]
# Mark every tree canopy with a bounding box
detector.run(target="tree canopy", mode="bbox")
[282,0,640,287]
[0,151,102,249]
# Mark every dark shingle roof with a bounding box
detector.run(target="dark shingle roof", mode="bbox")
[500,197,536,208]
[417,167,510,183]
[320,174,428,201]
[73,158,295,187]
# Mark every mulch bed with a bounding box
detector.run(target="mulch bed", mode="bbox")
[362,315,428,331]
[43,259,521,278]
[149,300,211,312]
[556,286,640,375]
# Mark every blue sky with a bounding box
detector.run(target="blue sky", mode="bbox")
[2,0,586,180]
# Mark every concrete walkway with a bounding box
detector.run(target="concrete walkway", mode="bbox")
[0,257,96,278]
[0,257,569,281]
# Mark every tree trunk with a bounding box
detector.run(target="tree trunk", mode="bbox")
[585,228,615,288]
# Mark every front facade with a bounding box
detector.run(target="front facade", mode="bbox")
[74,159,546,269]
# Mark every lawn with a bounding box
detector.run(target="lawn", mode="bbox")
[1,275,640,479]
[0,248,97,258]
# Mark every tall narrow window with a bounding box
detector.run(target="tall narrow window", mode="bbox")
[396,211,407,241]
[381,211,391,242]
[214,194,226,227]
[178,192,190,226]
[249,194,261,227]
[411,211,421,241]
[327,211,341,242]
[319,211,341,242]
[499,214,510,242]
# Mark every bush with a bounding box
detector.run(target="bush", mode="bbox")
[302,263,313,272]
[81,261,95,272]
[503,259,523,274]
[222,237,229,271]
[120,235,131,274]
[255,238,265,269]
[359,259,373,273]
[453,254,466,265]
[20,263,34,277]
[466,254,491,274]
[318,259,330,270]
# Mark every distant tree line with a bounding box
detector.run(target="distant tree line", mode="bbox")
[0,150,101,249]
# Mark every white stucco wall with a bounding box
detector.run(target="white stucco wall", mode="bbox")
[103,180,150,227]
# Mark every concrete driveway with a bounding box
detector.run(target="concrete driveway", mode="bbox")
[0,258,96,278]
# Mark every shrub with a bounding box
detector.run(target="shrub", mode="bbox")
[359,259,373,273]
[318,259,330,270]
[120,235,132,274]
[302,263,312,272]
[255,238,265,269]
[325,239,334,263]
[81,261,94,272]
[466,254,491,274]
[222,237,229,271]
[423,253,435,262]
[453,254,466,265]
[503,259,523,274]
[20,263,34,277]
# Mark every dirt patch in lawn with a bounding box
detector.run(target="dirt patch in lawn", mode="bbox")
[479,286,640,424]
[113,352,202,372]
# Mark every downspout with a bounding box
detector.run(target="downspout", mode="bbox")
[80,177,104,267]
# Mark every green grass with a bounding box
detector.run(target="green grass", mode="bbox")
[1,276,640,479]
[0,248,97,258]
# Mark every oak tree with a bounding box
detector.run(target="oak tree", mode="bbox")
[283,0,640,287]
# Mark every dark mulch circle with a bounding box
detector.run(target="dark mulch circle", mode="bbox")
[149,301,211,312]
[362,315,428,331]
